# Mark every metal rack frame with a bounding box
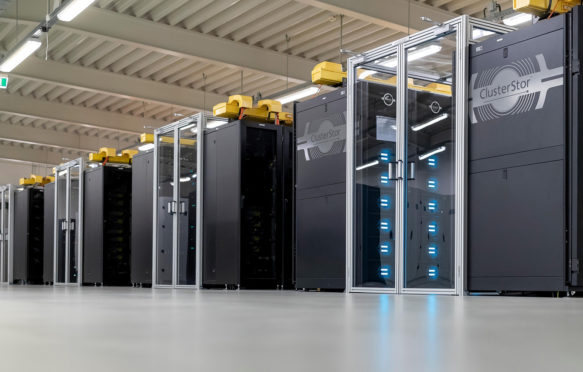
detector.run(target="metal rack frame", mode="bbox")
[346,16,514,295]
[152,113,226,289]
[0,184,14,284]
[53,158,85,286]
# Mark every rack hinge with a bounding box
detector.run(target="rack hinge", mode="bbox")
[572,59,580,74]
[570,258,579,273]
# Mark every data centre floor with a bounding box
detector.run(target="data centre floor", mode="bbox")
[0,287,580,372]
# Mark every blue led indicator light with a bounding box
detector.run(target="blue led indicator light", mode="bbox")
[379,218,391,232]
[380,195,391,209]
[427,200,438,212]
[380,172,389,185]
[428,245,438,258]
[428,222,438,235]
[379,149,391,163]
[427,178,438,190]
[380,265,391,278]
[379,242,391,255]
[428,266,438,279]
[427,156,438,168]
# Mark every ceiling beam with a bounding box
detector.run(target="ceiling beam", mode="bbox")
[0,92,162,134]
[0,143,68,166]
[3,4,315,83]
[10,56,228,112]
[294,0,456,34]
[0,136,91,153]
[0,122,136,154]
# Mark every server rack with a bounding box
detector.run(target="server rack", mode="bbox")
[295,88,347,290]
[203,119,293,289]
[131,150,153,286]
[43,182,54,284]
[346,15,512,295]
[467,10,583,293]
[83,165,132,286]
[0,185,13,284]
[12,187,44,284]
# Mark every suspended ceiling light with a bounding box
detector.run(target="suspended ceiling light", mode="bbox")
[356,160,379,171]
[138,143,154,151]
[411,113,448,132]
[57,0,96,22]
[275,86,320,105]
[503,13,533,26]
[378,45,442,68]
[0,39,42,72]
[419,146,446,160]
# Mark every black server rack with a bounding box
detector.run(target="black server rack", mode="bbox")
[43,182,54,284]
[83,166,132,286]
[203,120,293,289]
[468,10,583,292]
[295,88,347,290]
[131,151,153,286]
[12,187,44,284]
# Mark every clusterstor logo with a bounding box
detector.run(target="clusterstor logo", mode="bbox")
[470,54,563,124]
[297,113,346,161]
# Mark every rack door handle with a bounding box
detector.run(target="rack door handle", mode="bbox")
[407,162,416,180]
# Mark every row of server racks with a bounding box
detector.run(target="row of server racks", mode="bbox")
[4,6,583,293]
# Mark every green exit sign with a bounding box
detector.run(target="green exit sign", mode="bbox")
[0,76,7,89]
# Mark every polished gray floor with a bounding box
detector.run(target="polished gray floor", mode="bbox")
[0,287,581,372]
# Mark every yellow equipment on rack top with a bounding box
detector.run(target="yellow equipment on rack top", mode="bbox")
[88,147,138,165]
[213,95,293,125]
[514,0,579,16]
[19,175,54,186]
[311,61,451,96]
[312,61,347,86]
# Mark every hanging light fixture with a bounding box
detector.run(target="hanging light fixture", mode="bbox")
[0,39,42,72]
[57,0,97,22]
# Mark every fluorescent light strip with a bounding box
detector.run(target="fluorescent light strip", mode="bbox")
[274,86,320,105]
[419,146,446,160]
[379,45,442,68]
[57,0,97,22]
[0,40,42,73]
[411,113,449,132]
[356,160,379,171]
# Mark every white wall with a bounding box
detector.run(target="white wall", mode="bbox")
[0,160,53,185]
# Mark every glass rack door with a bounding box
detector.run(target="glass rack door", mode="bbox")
[352,52,399,291]
[68,165,81,284]
[54,159,84,286]
[177,123,198,286]
[55,170,67,284]
[403,33,456,292]
[154,129,175,287]
[153,114,203,288]
[0,187,8,283]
